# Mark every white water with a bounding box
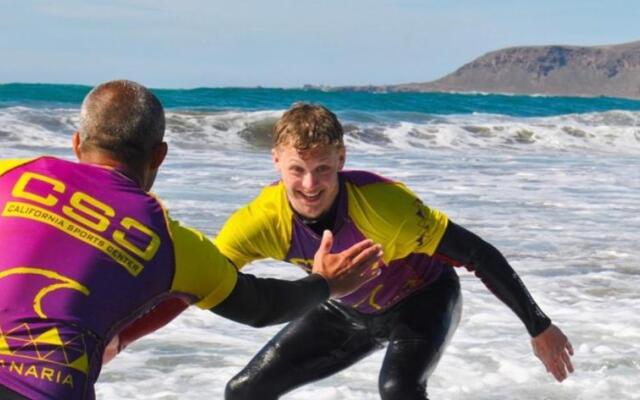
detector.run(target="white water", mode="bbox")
[2,107,639,399]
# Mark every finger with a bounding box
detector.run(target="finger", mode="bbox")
[539,354,551,372]
[554,354,570,381]
[333,247,380,279]
[566,339,574,356]
[318,230,334,256]
[353,250,384,278]
[562,349,574,373]
[339,239,375,260]
[350,244,382,267]
[365,250,384,272]
[549,361,564,382]
[557,363,568,382]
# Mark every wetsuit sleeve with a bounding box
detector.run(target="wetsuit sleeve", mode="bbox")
[112,273,330,351]
[435,221,551,337]
[111,269,330,356]
[171,213,329,326]
[169,219,239,309]
[210,273,330,327]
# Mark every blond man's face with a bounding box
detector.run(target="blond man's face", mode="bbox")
[272,143,345,219]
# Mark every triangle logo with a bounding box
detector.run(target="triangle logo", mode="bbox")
[34,328,63,346]
[0,334,12,355]
[68,353,89,373]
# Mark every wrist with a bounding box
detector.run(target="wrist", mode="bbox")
[307,273,331,298]
[529,316,552,337]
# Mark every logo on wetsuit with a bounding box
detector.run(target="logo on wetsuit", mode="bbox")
[3,171,161,276]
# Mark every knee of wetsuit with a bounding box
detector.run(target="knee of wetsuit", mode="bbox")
[379,375,428,400]
[225,376,250,400]
[225,374,277,400]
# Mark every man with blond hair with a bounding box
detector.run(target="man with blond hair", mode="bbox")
[217,103,573,399]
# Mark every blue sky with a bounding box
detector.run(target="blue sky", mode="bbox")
[1,0,639,88]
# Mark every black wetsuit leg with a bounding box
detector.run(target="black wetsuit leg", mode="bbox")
[226,268,461,400]
[0,385,28,400]
[225,301,383,400]
[378,268,462,400]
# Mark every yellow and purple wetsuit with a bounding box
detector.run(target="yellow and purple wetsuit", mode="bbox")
[0,157,238,399]
[216,170,449,314]
[220,170,553,400]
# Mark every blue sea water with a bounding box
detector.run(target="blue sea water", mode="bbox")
[1,83,639,399]
[4,82,640,116]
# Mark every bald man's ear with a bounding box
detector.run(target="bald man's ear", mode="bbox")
[150,142,168,169]
[72,132,82,160]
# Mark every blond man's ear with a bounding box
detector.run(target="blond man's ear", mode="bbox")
[272,147,282,172]
[338,146,346,170]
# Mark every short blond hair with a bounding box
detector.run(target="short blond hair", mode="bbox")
[273,103,344,150]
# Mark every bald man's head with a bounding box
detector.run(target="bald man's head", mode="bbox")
[79,80,165,167]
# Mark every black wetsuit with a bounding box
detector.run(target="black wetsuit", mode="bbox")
[225,221,550,400]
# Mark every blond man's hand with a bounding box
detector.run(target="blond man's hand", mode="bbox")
[531,323,575,382]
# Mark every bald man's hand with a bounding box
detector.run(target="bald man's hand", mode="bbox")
[312,230,383,298]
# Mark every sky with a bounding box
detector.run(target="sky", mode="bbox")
[1,0,639,89]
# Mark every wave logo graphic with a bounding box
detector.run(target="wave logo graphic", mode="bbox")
[0,267,89,318]
[0,267,90,373]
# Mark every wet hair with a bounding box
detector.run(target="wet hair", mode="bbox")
[79,80,165,166]
[273,103,344,150]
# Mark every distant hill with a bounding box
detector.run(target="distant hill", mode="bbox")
[335,41,640,99]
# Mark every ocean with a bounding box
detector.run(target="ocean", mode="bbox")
[1,83,639,399]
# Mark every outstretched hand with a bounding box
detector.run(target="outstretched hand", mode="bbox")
[531,323,574,382]
[312,230,383,298]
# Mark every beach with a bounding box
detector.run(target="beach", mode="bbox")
[2,85,639,399]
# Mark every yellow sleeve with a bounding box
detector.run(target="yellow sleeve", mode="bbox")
[169,218,238,309]
[346,181,448,262]
[215,184,292,268]
[0,159,34,176]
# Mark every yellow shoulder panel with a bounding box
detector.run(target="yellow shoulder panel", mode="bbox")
[0,159,34,176]
[168,218,238,309]
[215,183,293,269]
[346,181,448,262]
